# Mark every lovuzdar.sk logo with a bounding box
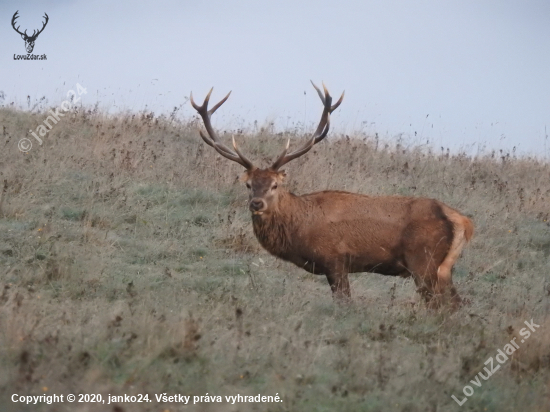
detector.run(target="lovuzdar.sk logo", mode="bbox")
[11,10,48,60]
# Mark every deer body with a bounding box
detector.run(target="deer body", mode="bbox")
[191,82,473,306]
[251,188,472,301]
[253,191,447,275]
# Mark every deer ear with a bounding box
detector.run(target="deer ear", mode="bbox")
[278,170,287,180]
[239,171,250,182]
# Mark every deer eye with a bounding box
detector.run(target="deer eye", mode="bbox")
[246,183,251,189]
[272,184,278,190]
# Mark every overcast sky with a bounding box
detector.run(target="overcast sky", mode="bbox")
[1,0,549,156]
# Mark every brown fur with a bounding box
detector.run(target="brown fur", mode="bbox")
[243,168,473,306]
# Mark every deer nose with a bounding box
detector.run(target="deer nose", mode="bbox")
[249,199,265,212]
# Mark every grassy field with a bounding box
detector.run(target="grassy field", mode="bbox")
[0,105,549,411]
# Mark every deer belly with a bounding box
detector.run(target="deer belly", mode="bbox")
[348,255,406,276]
[280,253,330,275]
[362,261,405,276]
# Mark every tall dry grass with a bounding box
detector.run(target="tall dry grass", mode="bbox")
[0,105,549,411]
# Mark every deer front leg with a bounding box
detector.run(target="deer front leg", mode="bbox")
[326,271,351,301]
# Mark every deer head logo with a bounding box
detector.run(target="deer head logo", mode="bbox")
[11,11,49,54]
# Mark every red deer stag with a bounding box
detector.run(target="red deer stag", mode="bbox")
[190,82,473,307]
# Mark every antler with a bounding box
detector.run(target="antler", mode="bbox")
[190,88,255,170]
[30,13,49,40]
[11,11,49,39]
[271,81,344,170]
[11,11,25,36]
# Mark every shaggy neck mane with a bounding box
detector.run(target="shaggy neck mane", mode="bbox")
[251,190,305,258]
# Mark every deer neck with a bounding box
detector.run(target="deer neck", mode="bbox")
[251,190,303,258]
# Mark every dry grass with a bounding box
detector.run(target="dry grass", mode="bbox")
[0,105,549,411]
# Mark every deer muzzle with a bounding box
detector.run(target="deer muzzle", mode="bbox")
[249,199,266,215]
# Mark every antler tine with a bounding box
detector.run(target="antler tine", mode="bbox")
[190,88,254,170]
[310,80,326,105]
[272,116,332,170]
[312,89,343,145]
[189,88,210,113]
[309,81,344,113]
[199,129,249,160]
[209,91,231,115]
[231,135,255,166]
[34,13,49,37]
[311,81,345,113]
[193,91,241,158]
[271,82,343,170]
[11,11,25,36]
[331,90,345,112]
[270,139,291,171]
[213,140,248,165]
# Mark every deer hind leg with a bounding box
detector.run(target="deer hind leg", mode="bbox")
[406,252,443,309]
[409,255,461,310]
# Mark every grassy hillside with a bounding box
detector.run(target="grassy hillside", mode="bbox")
[0,106,549,411]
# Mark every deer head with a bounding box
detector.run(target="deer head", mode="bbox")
[190,82,344,216]
[12,11,49,54]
